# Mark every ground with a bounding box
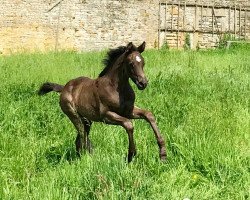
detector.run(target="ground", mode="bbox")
[0,44,249,199]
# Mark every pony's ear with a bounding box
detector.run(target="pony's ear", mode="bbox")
[138,41,146,53]
[125,42,134,53]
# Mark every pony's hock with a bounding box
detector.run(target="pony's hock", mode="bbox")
[38,42,166,162]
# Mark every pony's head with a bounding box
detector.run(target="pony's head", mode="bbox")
[124,41,147,90]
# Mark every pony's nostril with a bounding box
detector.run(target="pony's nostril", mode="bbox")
[139,81,144,86]
[139,81,146,87]
[137,80,147,90]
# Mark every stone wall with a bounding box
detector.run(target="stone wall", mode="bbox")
[0,0,249,54]
[0,0,159,54]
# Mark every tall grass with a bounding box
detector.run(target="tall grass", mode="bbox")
[0,45,249,199]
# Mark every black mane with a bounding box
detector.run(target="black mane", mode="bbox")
[99,44,137,77]
[99,46,126,77]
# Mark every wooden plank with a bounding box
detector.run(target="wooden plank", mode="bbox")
[201,2,203,31]
[229,6,231,33]
[177,0,180,49]
[183,0,186,31]
[195,0,197,31]
[239,6,241,36]
[171,0,174,32]
[158,2,161,49]
[212,6,219,33]
[212,4,214,37]
[165,1,167,43]
[244,8,247,39]
[158,28,245,35]
[234,4,236,38]
[159,2,250,12]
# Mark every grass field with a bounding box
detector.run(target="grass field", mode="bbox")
[0,44,249,199]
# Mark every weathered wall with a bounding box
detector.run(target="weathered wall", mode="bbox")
[0,0,159,54]
[0,0,249,54]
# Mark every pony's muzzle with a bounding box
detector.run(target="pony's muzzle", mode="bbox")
[137,76,148,90]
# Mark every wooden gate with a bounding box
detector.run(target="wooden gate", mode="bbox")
[158,0,250,49]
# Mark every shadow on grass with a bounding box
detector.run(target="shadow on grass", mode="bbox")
[45,144,78,166]
[35,143,80,172]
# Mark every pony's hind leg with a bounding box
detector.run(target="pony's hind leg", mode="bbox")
[60,102,91,156]
[79,117,93,153]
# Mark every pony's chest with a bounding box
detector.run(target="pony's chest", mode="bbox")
[116,89,135,116]
[99,82,135,117]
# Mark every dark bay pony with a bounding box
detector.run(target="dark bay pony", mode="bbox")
[38,42,166,162]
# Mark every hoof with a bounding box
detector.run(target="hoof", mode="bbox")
[76,151,81,158]
[127,151,137,163]
[160,147,167,161]
[160,153,167,161]
[87,141,94,154]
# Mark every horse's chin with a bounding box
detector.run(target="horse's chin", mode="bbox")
[136,81,147,90]
[131,77,147,90]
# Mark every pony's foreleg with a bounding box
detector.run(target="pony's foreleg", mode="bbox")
[104,111,136,163]
[131,107,167,161]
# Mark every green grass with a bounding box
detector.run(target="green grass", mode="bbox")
[0,44,249,199]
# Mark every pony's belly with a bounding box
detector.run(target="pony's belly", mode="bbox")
[103,100,134,118]
[77,105,101,121]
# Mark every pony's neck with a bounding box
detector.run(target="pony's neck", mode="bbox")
[106,59,129,88]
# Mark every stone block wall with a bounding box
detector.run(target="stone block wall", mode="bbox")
[0,0,249,54]
[0,0,159,54]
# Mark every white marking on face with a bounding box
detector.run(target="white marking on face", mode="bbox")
[135,55,141,63]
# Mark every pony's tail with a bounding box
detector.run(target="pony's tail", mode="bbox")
[38,82,64,95]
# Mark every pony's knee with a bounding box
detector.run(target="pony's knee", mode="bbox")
[123,120,134,133]
[145,111,155,122]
